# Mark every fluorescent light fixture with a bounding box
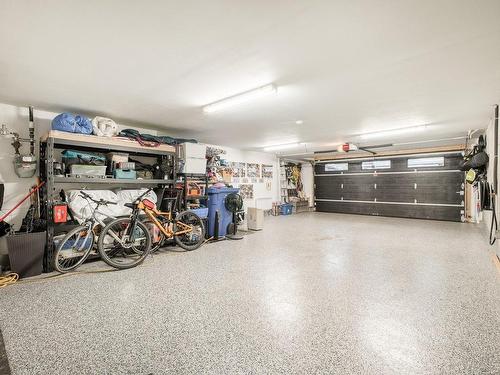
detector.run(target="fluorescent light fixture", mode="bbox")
[359,125,428,140]
[263,142,302,152]
[203,84,277,113]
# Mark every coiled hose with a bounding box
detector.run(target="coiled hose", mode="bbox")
[0,273,19,287]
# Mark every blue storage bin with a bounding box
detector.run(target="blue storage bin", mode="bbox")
[189,207,209,218]
[280,203,293,215]
[114,169,137,179]
[207,187,240,237]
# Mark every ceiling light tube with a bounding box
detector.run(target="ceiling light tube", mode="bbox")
[263,142,302,152]
[203,84,277,113]
[359,125,428,140]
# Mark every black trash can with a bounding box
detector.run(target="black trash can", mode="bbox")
[7,231,46,278]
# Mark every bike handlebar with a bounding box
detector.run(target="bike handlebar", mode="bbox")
[136,187,154,201]
[79,187,153,208]
[79,191,117,206]
[80,191,92,199]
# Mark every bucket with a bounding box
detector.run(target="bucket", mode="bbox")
[7,231,46,278]
[280,204,293,215]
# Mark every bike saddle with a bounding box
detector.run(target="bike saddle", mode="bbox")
[124,202,135,209]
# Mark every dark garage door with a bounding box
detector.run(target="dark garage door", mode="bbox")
[314,153,465,222]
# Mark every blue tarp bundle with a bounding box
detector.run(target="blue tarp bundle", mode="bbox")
[52,113,93,134]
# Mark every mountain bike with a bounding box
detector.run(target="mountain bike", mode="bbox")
[100,188,204,253]
[53,191,150,272]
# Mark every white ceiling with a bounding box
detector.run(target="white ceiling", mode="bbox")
[1,1,500,153]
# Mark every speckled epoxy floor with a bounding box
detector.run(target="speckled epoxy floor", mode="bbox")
[0,213,499,374]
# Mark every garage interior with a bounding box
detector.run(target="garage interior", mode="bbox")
[0,1,499,374]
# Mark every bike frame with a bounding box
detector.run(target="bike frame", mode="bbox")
[77,198,131,245]
[137,201,193,238]
[56,201,120,259]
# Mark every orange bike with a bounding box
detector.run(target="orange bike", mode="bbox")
[99,188,205,254]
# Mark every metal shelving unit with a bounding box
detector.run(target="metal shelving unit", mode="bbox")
[279,161,289,203]
[54,177,174,185]
[39,134,177,272]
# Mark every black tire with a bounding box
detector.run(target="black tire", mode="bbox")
[53,225,94,273]
[97,218,151,269]
[174,211,205,251]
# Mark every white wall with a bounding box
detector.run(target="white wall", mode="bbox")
[205,144,280,210]
[0,102,158,229]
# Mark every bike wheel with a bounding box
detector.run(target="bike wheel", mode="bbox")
[97,218,151,269]
[174,211,205,251]
[53,225,94,273]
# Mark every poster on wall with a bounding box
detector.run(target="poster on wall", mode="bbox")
[231,162,246,178]
[239,184,254,199]
[247,163,261,178]
[262,164,273,178]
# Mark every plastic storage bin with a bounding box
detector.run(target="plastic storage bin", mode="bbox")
[114,169,137,179]
[181,158,207,174]
[188,207,209,218]
[69,165,107,177]
[280,203,293,215]
[179,143,207,174]
[207,187,240,237]
[179,142,207,159]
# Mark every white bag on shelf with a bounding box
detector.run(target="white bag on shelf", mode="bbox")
[92,116,118,137]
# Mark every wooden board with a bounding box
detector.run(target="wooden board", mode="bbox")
[41,130,176,154]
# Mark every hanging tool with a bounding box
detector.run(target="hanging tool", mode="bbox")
[489,105,499,245]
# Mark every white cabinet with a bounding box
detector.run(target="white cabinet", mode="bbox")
[247,208,264,230]
[179,143,207,174]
